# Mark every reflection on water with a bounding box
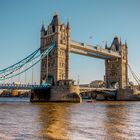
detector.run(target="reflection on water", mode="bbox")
[37,103,71,140]
[0,98,140,140]
[103,102,130,140]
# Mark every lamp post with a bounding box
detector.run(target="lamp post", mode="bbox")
[78,75,80,86]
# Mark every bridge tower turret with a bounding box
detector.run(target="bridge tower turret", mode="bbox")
[40,13,70,85]
[105,36,128,89]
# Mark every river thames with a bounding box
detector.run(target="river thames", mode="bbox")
[0,98,140,140]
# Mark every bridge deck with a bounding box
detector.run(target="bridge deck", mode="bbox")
[0,84,50,90]
[79,87,117,96]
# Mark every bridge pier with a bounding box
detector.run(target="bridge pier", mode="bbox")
[117,88,140,101]
[49,86,81,102]
[30,87,51,102]
[31,80,82,103]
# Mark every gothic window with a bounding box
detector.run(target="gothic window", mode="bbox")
[107,59,110,63]
[111,45,116,52]
[62,51,64,55]
[59,62,62,67]
[62,63,64,67]
[43,63,46,68]
[112,64,115,69]
[51,60,54,66]
[52,26,55,32]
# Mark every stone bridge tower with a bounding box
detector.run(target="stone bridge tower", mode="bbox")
[40,13,70,85]
[105,36,128,89]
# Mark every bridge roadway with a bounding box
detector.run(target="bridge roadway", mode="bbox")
[0,83,117,97]
[0,84,50,90]
[70,40,121,59]
[79,86,117,96]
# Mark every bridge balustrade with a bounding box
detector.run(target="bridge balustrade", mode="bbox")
[0,83,50,90]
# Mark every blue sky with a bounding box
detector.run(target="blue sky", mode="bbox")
[0,0,140,84]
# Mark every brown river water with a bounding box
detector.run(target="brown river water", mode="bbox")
[0,98,140,140]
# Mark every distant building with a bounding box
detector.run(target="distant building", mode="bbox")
[79,84,90,87]
[0,90,12,97]
[90,80,104,88]
[11,89,30,97]
[0,90,3,95]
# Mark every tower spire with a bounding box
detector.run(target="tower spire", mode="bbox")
[120,38,122,45]
[125,40,127,47]
[105,41,108,49]
[41,22,45,32]
[51,12,61,26]
[67,18,70,29]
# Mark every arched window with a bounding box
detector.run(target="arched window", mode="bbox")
[52,26,55,32]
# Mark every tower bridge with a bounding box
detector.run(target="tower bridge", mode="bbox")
[1,13,140,102]
[40,13,128,90]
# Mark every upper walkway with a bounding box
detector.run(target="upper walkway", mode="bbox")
[70,40,121,59]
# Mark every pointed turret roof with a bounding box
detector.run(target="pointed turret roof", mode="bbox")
[111,35,121,51]
[105,41,108,49]
[120,38,122,45]
[51,13,61,26]
[66,18,70,29]
[41,23,45,32]
[125,40,127,47]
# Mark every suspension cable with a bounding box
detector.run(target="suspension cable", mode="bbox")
[0,43,55,81]
[128,64,140,85]
[0,47,50,78]
[0,47,41,74]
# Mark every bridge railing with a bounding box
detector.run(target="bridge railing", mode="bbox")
[0,83,50,89]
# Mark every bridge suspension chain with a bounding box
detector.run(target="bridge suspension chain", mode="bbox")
[0,49,40,82]
[0,43,55,81]
[0,47,40,75]
[128,64,140,85]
